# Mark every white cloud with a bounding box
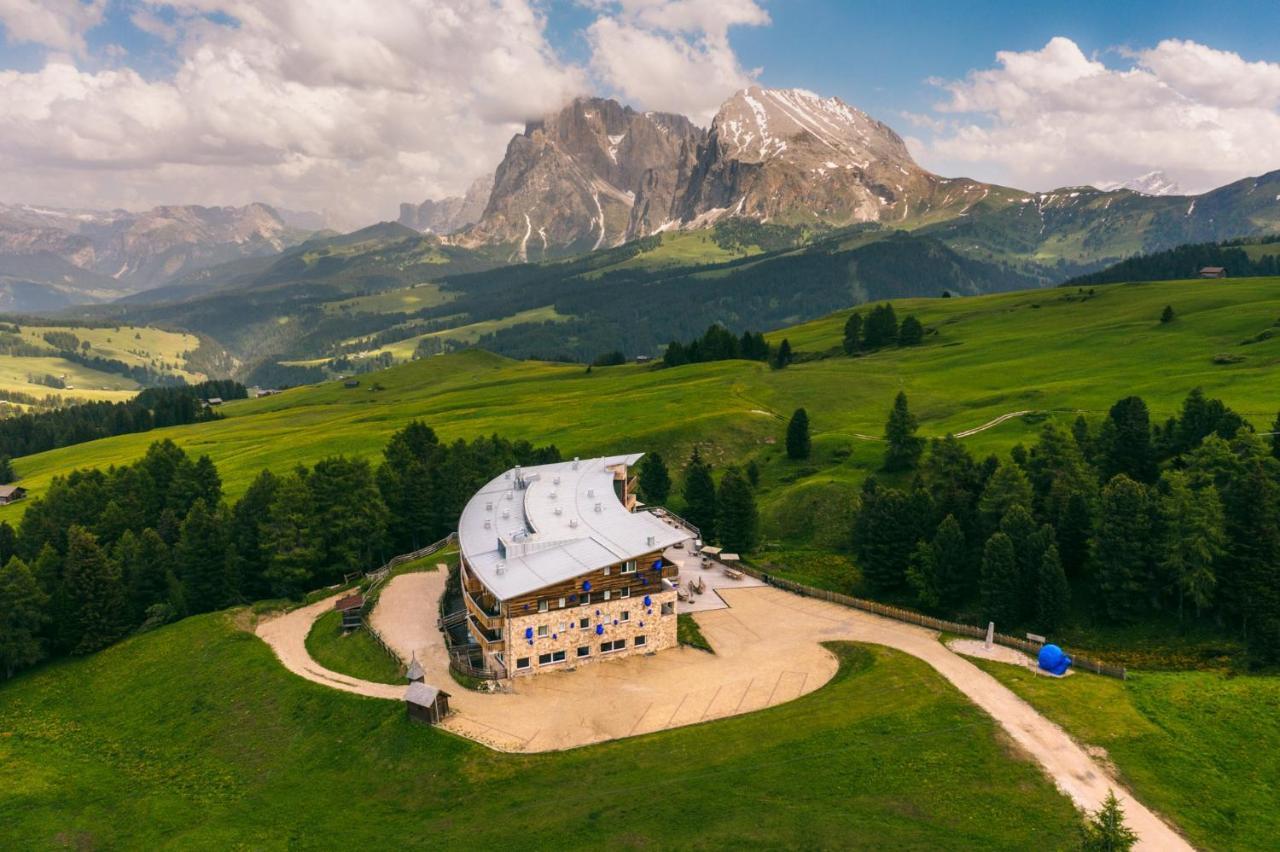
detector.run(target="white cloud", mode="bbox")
[0,0,589,227]
[585,0,768,123]
[920,37,1280,193]
[0,0,106,54]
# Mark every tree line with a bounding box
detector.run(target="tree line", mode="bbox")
[853,389,1280,664]
[1068,239,1280,286]
[661,324,772,368]
[0,422,559,678]
[842,303,925,353]
[0,380,246,460]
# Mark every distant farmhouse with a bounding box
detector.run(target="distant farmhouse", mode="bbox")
[456,454,688,679]
[1199,266,1227,279]
[0,484,26,505]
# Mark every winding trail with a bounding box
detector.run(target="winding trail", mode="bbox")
[255,572,1189,850]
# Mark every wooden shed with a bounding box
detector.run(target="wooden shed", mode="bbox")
[333,592,366,631]
[1199,266,1227,279]
[405,682,450,725]
[0,485,27,505]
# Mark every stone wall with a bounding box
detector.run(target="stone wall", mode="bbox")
[505,587,677,677]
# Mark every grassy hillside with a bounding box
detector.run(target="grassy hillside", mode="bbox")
[973,661,1280,851]
[0,322,205,408]
[0,615,1079,848]
[6,276,1280,523]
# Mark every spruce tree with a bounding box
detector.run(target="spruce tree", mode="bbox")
[980,532,1020,626]
[786,408,811,460]
[308,456,388,581]
[1093,475,1155,623]
[680,449,718,542]
[1057,490,1094,577]
[1036,544,1069,634]
[842,312,863,354]
[176,499,234,613]
[1080,790,1138,852]
[262,472,321,598]
[1160,304,1175,324]
[745,460,760,487]
[0,556,48,678]
[59,526,126,655]
[898,315,924,345]
[232,469,278,598]
[853,486,918,592]
[978,462,1034,536]
[0,454,13,484]
[932,513,970,608]
[882,391,924,472]
[1156,470,1224,619]
[906,540,941,609]
[863,303,899,348]
[0,520,16,566]
[772,339,793,369]
[1271,410,1280,462]
[1101,396,1156,483]
[715,467,758,553]
[637,452,672,504]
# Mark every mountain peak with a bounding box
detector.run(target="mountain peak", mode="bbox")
[1095,170,1184,197]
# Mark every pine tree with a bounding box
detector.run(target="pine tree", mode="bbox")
[231,469,278,599]
[0,454,13,484]
[176,499,234,613]
[308,456,388,582]
[59,526,126,655]
[1036,544,1069,634]
[1057,489,1093,577]
[978,462,1034,536]
[1101,396,1156,483]
[863,303,899,348]
[999,504,1041,617]
[1160,304,1175,324]
[786,408,811,460]
[842,312,863,354]
[906,539,941,609]
[0,556,48,678]
[1080,790,1138,852]
[932,514,970,608]
[715,467,758,552]
[980,532,1020,626]
[1271,410,1280,462]
[883,391,924,472]
[680,449,718,542]
[1156,470,1224,619]
[0,520,16,566]
[745,460,760,487]
[1093,475,1155,623]
[853,486,919,592]
[772,338,793,369]
[898,315,924,345]
[261,471,321,598]
[637,452,672,504]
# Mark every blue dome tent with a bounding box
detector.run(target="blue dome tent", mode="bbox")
[1037,644,1073,676]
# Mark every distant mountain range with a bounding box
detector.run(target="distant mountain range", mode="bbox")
[400,88,1280,279]
[0,202,316,312]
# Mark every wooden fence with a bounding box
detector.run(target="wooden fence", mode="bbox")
[741,564,1127,680]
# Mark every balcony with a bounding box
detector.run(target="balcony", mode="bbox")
[463,583,504,632]
[468,616,505,654]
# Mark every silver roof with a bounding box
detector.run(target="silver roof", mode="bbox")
[405,681,441,705]
[458,454,690,601]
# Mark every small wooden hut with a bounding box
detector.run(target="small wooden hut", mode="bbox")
[405,682,450,725]
[333,592,365,631]
[406,653,425,684]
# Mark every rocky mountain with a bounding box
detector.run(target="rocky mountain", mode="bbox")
[399,174,493,234]
[0,202,314,311]
[450,98,705,260]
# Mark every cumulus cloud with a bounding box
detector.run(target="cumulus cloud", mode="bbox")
[0,0,106,54]
[0,0,588,227]
[920,37,1280,193]
[585,0,768,123]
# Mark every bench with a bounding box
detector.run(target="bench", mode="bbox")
[722,567,742,580]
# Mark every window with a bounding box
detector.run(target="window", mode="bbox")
[622,560,637,574]
[603,590,612,601]
[620,586,631,599]
[634,635,646,647]
[538,650,567,665]
[603,565,611,575]
[537,624,549,638]
[620,610,630,622]
[577,645,591,658]
[581,592,591,605]
[538,599,549,613]
[516,657,531,670]
[661,602,674,616]
[579,617,590,629]
[558,597,566,608]
[600,639,625,653]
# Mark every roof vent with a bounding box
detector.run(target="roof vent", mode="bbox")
[554,507,563,516]
[549,491,557,500]
[587,488,595,498]
[485,501,493,511]
[504,471,511,480]
[484,520,491,529]
[501,509,510,519]
[646,535,655,546]
[594,502,602,513]
[496,562,506,574]
[573,457,580,469]
[553,475,561,485]
[569,518,579,528]
[505,491,514,501]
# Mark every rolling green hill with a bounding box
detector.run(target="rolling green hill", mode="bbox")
[7,276,1280,530]
[0,616,1079,849]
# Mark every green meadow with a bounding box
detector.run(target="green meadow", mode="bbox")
[6,276,1279,528]
[973,660,1280,851]
[0,618,1080,849]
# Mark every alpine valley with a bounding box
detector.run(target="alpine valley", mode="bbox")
[10,87,1280,373]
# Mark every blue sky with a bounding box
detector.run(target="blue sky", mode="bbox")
[1,1,1278,220]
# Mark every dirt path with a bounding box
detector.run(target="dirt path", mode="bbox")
[255,579,1187,850]
[836,409,1034,443]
